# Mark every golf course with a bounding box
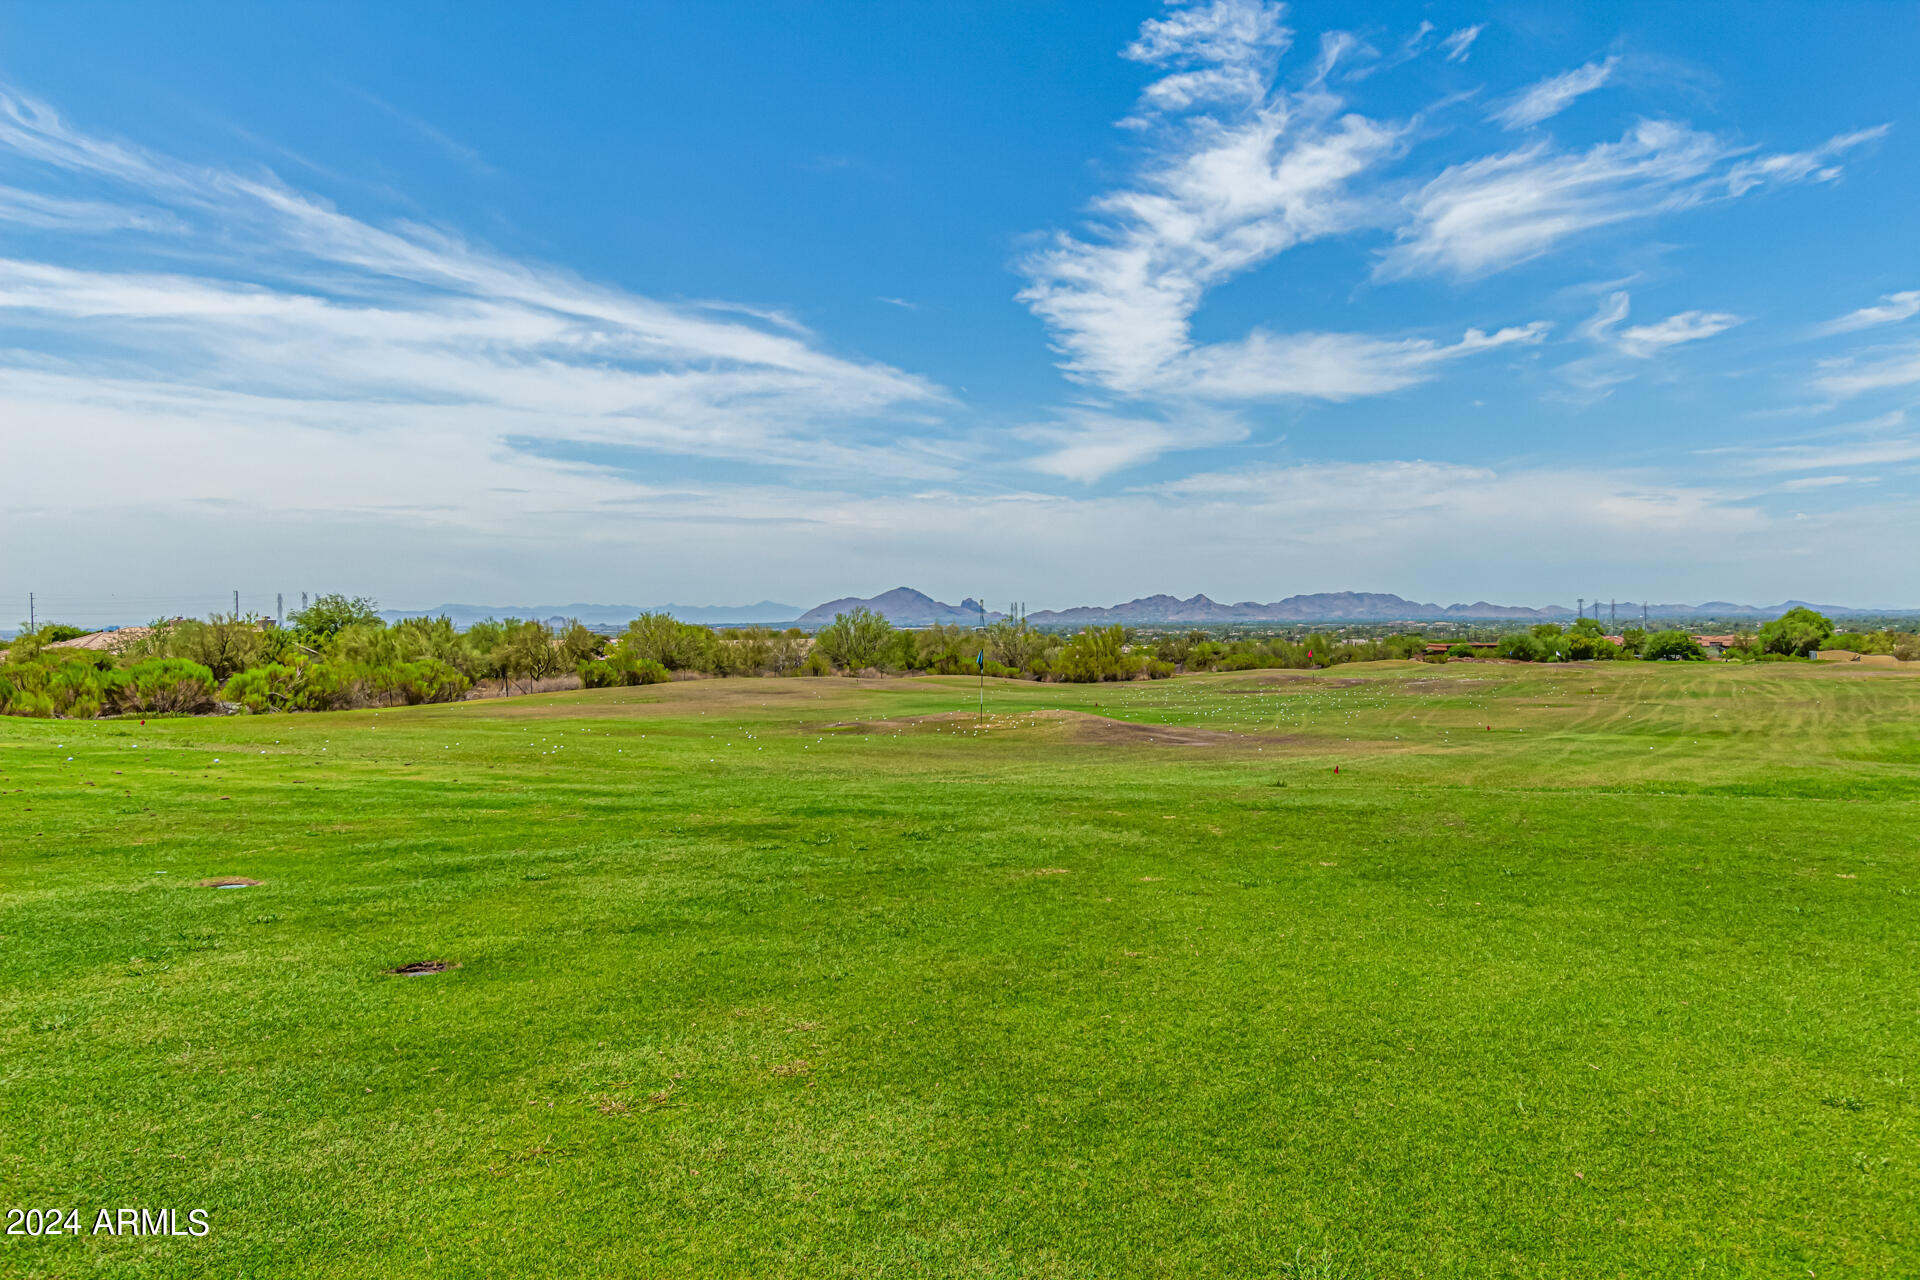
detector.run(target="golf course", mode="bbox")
[2,659,1915,1278]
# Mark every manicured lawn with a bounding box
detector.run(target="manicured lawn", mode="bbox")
[2,661,1916,1277]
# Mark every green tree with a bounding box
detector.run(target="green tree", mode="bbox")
[1642,630,1707,661]
[1496,634,1545,661]
[1054,626,1137,682]
[497,619,562,693]
[814,607,894,671]
[556,620,605,666]
[1758,607,1834,657]
[290,594,381,644]
[618,613,715,671]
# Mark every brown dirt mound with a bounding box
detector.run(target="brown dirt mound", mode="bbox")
[198,876,262,888]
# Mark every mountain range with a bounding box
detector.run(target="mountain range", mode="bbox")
[365,589,1902,632]
[787,588,1879,626]
[380,601,803,628]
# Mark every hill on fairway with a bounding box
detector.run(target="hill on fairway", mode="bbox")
[2,661,1916,1277]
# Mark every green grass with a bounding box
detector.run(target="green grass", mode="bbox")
[2,661,1916,1277]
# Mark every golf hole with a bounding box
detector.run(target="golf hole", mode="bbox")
[387,960,459,976]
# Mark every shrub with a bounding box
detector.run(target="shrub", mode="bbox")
[1054,627,1139,682]
[373,659,471,705]
[1146,659,1176,679]
[111,659,218,714]
[0,680,55,717]
[1446,644,1473,660]
[292,661,373,710]
[579,654,670,688]
[223,663,308,713]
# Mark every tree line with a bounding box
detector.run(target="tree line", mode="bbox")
[1,597,1908,719]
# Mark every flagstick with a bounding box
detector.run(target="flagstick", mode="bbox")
[978,596,987,727]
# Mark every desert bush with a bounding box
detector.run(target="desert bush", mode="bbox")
[618,613,715,671]
[291,661,374,710]
[1,685,56,716]
[111,659,218,714]
[579,654,670,687]
[713,627,775,676]
[223,663,309,713]
[1054,627,1139,682]
[373,659,471,705]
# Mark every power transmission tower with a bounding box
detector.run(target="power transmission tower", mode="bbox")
[27,592,33,631]
[233,589,240,615]
[1610,599,1616,628]
[277,593,284,624]
[1578,597,1585,619]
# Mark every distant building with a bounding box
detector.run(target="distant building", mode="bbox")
[1691,634,1741,657]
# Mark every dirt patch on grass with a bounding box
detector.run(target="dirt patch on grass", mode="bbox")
[197,876,261,888]
[1049,709,1300,747]
[386,960,460,976]
[810,707,1311,749]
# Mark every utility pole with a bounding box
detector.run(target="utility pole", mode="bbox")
[233,589,240,616]
[1611,599,1616,628]
[276,593,284,625]
[27,592,33,632]
[1578,597,1584,620]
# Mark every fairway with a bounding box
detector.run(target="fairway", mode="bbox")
[3,662,1917,1277]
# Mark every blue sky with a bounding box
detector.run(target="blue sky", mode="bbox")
[3,1,1917,618]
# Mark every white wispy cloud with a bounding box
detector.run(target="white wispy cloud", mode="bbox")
[1380,121,1884,280]
[1815,289,1920,336]
[1440,26,1483,64]
[1728,436,1920,474]
[345,85,497,176]
[1490,57,1618,130]
[1617,308,1742,356]
[1814,342,1920,397]
[0,84,949,496]
[1017,0,1538,407]
[1018,406,1248,483]
[1556,290,1740,401]
[1166,322,1548,399]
